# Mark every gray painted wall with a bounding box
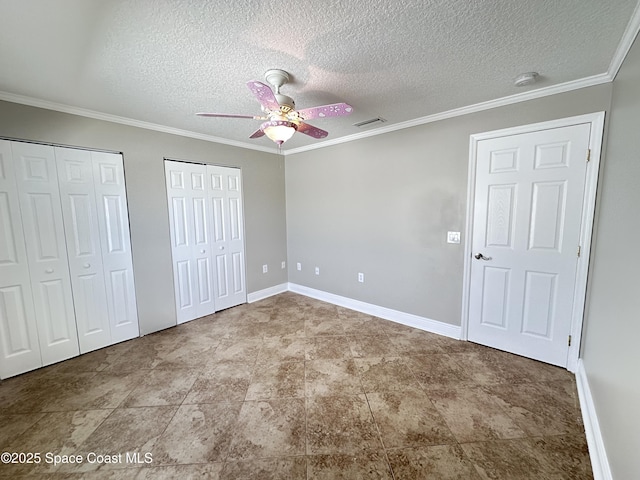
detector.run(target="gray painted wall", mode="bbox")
[0,101,287,335]
[286,85,612,325]
[582,35,640,479]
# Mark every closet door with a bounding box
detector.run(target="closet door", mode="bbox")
[0,141,42,378]
[208,165,246,311]
[92,152,139,342]
[165,160,216,323]
[11,142,79,366]
[55,147,111,353]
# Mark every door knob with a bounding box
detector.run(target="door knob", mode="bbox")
[474,253,492,260]
[83,263,91,269]
[45,268,54,273]
[219,246,225,250]
[200,250,206,254]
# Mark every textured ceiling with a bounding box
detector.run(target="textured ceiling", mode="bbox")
[0,0,638,152]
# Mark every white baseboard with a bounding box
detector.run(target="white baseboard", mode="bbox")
[247,283,289,303]
[288,283,461,339]
[247,282,461,339]
[576,359,612,480]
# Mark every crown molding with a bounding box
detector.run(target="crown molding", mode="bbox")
[0,91,280,155]
[0,72,614,158]
[283,72,611,156]
[608,0,640,80]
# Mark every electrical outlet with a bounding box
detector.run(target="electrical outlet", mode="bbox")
[262,264,268,273]
[296,262,301,271]
[281,261,286,269]
[315,267,320,275]
[358,272,365,283]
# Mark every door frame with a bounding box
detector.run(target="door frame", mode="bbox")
[460,112,605,372]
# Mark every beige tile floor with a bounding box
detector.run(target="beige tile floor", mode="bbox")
[0,292,593,479]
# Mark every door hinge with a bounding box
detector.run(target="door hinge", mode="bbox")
[568,335,572,347]
[577,245,581,257]
[586,149,591,162]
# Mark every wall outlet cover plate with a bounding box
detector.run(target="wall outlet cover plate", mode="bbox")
[447,231,461,244]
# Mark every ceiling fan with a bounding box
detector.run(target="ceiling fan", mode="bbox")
[197,69,353,147]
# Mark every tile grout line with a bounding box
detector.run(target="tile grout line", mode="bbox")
[362,390,398,480]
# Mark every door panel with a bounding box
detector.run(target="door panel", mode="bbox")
[468,123,591,367]
[76,273,104,332]
[103,195,126,253]
[0,286,35,353]
[486,184,516,248]
[521,271,557,338]
[0,194,19,265]
[480,267,510,329]
[193,197,207,244]
[197,257,212,304]
[171,196,189,247]
[215,254,228,298]
[0,141,42,378]
[212,197,225,242]
[528,181,566,251]
[176,260,193,309]
[229,197,241,241]
[232,252,243,294]
[12,142,79,366]
[68,194,95,255]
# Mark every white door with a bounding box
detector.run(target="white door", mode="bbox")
[11,142,79,365]
[0,140,42,377]
[92,151,139,342]
[468,123,591,367]
[56,147,111,353]
[207,165,246,311]
[165,160,216,323]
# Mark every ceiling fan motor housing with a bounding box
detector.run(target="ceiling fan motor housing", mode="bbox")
[275,94,295,111]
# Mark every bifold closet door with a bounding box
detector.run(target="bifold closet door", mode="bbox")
[11,142,79,366]
[0,141,139,378]
[165,161,216,323]
[0,141,42,378]
[207,165,246,311]
[55,147,139,351]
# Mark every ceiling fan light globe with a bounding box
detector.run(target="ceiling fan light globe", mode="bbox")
[262,120,297,145]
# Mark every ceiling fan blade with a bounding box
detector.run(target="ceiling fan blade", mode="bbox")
[297,121,328,139]
[196,112,264,119]
[249,128,265,139]
[247,81,280,111]
[297,103,353,120]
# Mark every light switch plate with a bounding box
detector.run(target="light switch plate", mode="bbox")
[447,231,461,244]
